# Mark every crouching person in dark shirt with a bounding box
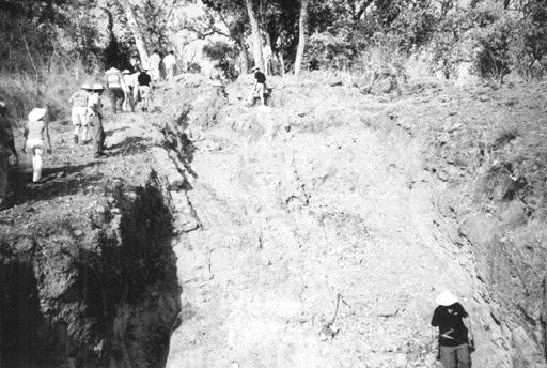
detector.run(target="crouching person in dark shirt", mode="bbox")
[432,291,473,368]
[248,66,267,106]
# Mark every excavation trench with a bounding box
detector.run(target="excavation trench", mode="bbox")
[0,163,182,368]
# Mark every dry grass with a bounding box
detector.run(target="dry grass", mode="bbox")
[0,68,93,122]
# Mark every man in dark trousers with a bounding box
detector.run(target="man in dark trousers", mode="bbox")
[251,66,267,106]
[432,291,473,368]
[88,84,106,157]
[137,68,153,112]
[105,66,127,114]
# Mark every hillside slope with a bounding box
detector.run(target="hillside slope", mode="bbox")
[161,75,546,367]
[1,74,545,368]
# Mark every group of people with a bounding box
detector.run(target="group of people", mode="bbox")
[138,49,178,82]
[104,66,153,113]
[0,59,159,208]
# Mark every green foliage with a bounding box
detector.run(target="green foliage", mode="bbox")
[203,41,236,61]
[389,2,439,50]
[470,13,513,81]
[307,32,358,71]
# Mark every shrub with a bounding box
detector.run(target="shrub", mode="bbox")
[306,32,359,71]
[470,14,514,82]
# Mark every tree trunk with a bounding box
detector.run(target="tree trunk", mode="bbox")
[237,34,249,74]
[294,0,310,75]
[121,0,148,67]
[245,0,264,71]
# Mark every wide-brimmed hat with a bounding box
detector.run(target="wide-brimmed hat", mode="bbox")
[436,291,458,306]
[92,83,105,91]
[81,83,92,90]
[28,107,47,122]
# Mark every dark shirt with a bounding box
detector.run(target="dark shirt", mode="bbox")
[138,72,152,87]
[432,303,469,347]
[254,71,266,84]
[0,117,14,155]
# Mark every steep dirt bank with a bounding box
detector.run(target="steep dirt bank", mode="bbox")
[159,75,546,367]
[0,109,181,367]
[410,80,547,367]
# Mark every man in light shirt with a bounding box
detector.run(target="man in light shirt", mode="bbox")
[164,50,177,80]
[105,66,127,113]
[149,50,161,82]
[122,70,137,112]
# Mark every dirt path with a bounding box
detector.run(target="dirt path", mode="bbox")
[166,110,478,367]
[7,110,159,212]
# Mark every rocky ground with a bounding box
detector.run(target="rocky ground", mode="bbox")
[1,73,546,368]
[0,103,180,367]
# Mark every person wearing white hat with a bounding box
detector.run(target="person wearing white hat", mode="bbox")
[88,84,106,157]
[432,291,472,368]
[0,101,18,207]
[68,83,92,144]
[23,107,51,183]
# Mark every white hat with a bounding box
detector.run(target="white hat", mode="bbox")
[436,291,458,306]
[28,107,47,122]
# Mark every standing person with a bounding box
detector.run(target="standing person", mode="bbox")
[0,101,18,208]
[164,50,177,80]
[68,83,91,144]
[432,291,473,368]
[122,70,137,112]
[105,66,127,114]
[149,49,161,82]
[249,66,267,106]
[129,55,141,74]
[137,68,153,112]
[88,84,106,157]
[23,108,51,184]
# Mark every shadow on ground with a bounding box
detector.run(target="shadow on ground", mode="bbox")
[7,162,103,206]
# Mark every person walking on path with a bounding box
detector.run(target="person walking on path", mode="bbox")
[105,66,127,114]
[432,291,473,368]
[249,66,267,106]
[68,83,91,144]
[164,50,177,80]
[88,84,106,157]
[129,55,141,74]
[23,108,51,183]
[0,101,18,208]
[137,68,153,112]
[122,70,137,112]
[149,49,161,82]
